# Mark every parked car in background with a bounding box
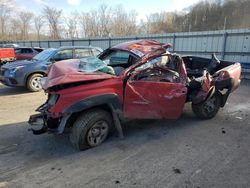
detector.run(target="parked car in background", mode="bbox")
[0,48,16,65]
[14,47,44,60]
[2,43,19,48]
[0,46,102,91]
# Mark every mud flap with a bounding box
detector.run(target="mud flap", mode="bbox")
[109,105,124,139]
[215,78,234,107]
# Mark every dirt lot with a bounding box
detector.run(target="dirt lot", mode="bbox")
[0,81,250,188]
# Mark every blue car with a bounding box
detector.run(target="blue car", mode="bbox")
[0,46,102,91]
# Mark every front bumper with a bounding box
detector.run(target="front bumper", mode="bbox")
[28,105,70,135]
[0,68,22,86]
[0,75,19,86]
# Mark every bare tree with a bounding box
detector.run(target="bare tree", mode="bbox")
[80,5,110,38]
[9,18,21,41]
[80,4,137,38]
[98,4,112,37]
[146,13,165,34]
[110,5,137,36]
[80,11,98,38]
[34,15,44,40]
[79,12,88,37]
[2,0,250,40]
[0,0,14,40]
[144,12,176,34]
[65,11,79,39]
[18,11,34,40]
[43,5,62,39]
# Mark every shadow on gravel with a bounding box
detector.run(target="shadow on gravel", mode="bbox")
[0,86,32,96]
[0,110,198,157]
[0,122,77,182]
[0,111,204,182]
[0,122,76,161]
[121,110,199,139]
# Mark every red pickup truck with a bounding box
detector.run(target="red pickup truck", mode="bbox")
[29,40,241,150]
[0,48,16,65]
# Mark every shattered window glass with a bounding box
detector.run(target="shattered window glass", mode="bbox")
[134,53,178,73]
[78,57,115,75]
[135,56,167,72]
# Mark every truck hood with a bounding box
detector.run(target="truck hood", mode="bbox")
[42,59,115,90]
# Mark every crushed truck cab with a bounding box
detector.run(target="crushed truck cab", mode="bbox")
[29,40,241,150]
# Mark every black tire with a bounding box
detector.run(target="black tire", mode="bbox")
[192,93,221,119]
[26,73,43,92]
[70,110,113,150]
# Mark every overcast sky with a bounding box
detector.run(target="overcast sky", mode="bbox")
[16,0,202,20]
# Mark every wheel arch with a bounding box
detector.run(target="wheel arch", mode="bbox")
[65,104,115,128]
[62,94,123,129]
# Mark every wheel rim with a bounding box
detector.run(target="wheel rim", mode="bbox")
[31,76,42,90]
[87,120,109,147]
[203,96,216,113]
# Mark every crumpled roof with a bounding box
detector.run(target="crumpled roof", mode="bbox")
[42,40,172,89]
[111,39,171,57]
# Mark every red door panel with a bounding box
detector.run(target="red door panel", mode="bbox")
[16,54,34,60]
[124,81,187,119]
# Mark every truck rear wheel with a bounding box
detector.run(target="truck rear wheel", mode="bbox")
[27,73,43,92]
[192,93,221,119]
[70,110,113,150]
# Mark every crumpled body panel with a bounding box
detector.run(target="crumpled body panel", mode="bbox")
[42,59,114,90]
[112,40,171,57]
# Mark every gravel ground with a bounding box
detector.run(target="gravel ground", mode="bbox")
[0,80,249,188]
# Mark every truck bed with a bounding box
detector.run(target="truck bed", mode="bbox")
[182,56,236,77]
[183,55,241,94]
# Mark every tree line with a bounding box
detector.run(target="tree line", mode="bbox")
[0,0,249,41]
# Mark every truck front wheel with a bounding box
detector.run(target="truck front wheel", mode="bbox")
[70,110,113,150]
[192,93,221,119]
